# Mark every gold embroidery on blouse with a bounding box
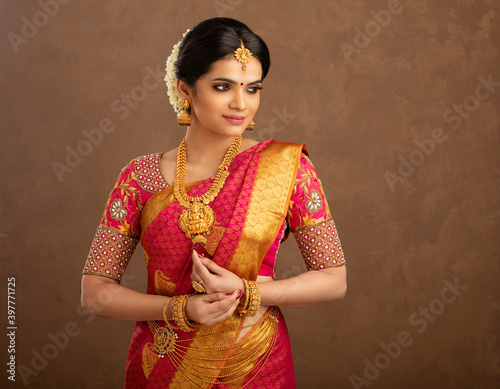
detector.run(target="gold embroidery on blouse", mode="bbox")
[134,153,169,193]
[293,218,345,271]
[82,226,139,282]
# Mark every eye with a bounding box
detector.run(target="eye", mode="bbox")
[213,84,230,92]
[247,85,263,94]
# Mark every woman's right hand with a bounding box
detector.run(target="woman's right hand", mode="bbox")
[185,290,242,327]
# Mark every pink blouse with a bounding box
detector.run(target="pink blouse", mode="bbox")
[83,151,345,282]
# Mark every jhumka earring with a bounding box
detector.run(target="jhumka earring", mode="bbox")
[245,120,255,132]
[178,99,191,127]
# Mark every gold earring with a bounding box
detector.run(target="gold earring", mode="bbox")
[178,99,191,127]
[245,120,255,132]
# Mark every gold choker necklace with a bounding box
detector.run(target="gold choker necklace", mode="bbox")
[173,136,243,246]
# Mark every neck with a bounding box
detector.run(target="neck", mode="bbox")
[183,126,240,166]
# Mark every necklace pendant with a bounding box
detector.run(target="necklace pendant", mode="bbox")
[192,234,208,247]
[178,201,215,242]
[174,135,242,245]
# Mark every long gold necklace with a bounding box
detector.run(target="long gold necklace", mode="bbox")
[173,135,243,246]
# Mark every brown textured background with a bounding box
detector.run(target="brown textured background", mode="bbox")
[1,0,499,388]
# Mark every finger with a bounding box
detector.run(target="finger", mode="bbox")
[203,291,237,315]
[190,268,201,281]
[212,290,241,311]
[195,256,217,281]
[199,256,224,275]
[211,292,241,322]
[191,250,204,273]
[204,292,229,303]
[190,257,203,281]
[202,291,240,326]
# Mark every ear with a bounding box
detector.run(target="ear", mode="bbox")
[177,79,193,101]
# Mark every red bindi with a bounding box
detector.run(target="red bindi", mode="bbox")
[240,83,243,85]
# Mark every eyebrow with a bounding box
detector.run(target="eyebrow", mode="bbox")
[211,77,262,84]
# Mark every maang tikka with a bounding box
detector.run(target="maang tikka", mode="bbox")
[234,38,252,71]
[235,38,254,131]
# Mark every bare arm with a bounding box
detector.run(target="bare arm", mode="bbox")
[258,266,346,307]
[81,275,168,321]
[192,252,347,307]
[80,274,241,326]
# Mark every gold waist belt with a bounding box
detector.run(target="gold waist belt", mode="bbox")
[147,307,279,388]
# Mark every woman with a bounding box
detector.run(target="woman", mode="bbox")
[81,17,346,388]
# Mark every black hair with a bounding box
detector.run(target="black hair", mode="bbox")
[175,17,271,86]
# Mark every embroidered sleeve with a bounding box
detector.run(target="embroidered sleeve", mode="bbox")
[293,218,345,270]
[82,161,142,282]
[289,154,345,270]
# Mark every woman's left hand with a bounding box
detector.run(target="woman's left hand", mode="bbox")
[191,250,244,295]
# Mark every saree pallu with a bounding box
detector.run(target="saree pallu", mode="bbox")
[124,140,303,388]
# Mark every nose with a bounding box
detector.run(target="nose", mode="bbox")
[229,90,246,111]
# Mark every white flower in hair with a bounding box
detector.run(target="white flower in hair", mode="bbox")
[164,29,190,116]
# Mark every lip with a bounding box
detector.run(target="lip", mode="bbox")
[222,115,246,125]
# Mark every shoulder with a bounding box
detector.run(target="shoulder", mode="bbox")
[122,153,168,193]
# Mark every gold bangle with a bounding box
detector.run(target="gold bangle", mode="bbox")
[237,279,260,317]
[238,278,250,314]
[242,278,250,308]
[173,294,199,332]
[182,294,200,331]
[162,297,172,322]
[246,280,261,317]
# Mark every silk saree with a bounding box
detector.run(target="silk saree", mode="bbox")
[83,139,345,388]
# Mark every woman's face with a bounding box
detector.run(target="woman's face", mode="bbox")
[182,55,263,137]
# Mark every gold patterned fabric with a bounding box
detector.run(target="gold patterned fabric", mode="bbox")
[293,218,345,270]
[83,142,337,387]
[134,153,169,193]
[83,226,139,282]
[226,141,304,279]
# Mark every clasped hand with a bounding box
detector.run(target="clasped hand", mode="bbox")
[185,250,245,326]
[191,250,244,294]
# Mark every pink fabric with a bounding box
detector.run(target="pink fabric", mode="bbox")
[140,140,268,296]
[258,153,335,277]
[214,309,296,389]
[124,309,295,388]
[83,140,344,388]
[83,149,337,283]
[257,221,286,277]
[288,154,332,231]
[124,139,297,388]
